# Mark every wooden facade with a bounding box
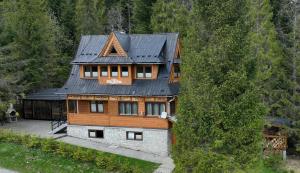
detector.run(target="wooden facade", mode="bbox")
[67,95,172,129]
[80,64,160,85]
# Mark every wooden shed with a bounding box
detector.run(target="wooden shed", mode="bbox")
[263,116,293,159]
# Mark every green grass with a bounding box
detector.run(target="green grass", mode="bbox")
[0,142,158,173]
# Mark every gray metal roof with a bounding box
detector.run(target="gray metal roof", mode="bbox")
[57,65,179,96]
[72,32,178,66]
[25,88,66,101]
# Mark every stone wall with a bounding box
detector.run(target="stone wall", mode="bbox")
[67,125,171,156]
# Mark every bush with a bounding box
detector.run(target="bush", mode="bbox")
[0,129,146,172]
[41,138,58,153]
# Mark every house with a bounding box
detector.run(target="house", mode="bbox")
[56,32,181,156]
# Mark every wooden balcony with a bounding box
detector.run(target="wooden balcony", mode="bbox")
[68,113,171,129]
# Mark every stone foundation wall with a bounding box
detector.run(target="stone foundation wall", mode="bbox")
[67,125,171,156]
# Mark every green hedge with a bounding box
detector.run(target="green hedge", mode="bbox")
[0,129,146,173]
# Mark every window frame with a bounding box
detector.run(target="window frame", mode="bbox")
[90,101,104,113]
[126,131,143,141]
[136,65,152,79]
[174,65,180,78]
[68,100,77,113]
[145,102,166,116]
[119,102,138,116]
[111,66,119,77]
[100,66,108,77]
[121,66,129,77]
[83,65,98,78]
[88,129,104,138]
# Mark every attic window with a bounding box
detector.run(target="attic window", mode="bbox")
[110,47,117,54]
[84,65,98,78]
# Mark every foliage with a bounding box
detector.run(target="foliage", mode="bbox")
[75,0,106,41]
[131,0,156,33]
[173,0,267,172]
[0,129,159,173]
[151,0,189,37]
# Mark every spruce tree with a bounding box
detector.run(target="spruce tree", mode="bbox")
[173,0,266,172]
[75,0,106,40]
[132,0,156,33]
[0,0,71,96]
[151,0,189,37]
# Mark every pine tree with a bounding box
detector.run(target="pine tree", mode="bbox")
[75,0,106,40]
[132,0,156,33]
[151,0,189,37]
[0,0,71,97]
[270,0,300,153]
[173,0,266,172]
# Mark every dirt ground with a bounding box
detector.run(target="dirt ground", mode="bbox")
[285,156,300,173]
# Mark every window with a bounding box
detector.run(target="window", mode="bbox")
[68,100,77,113]
[111,66,118,77]
[90,101,104,113]
[145,102,166,116]
[119,102,138,115]
[174,65,180,78]
[136,65,152,78]
[110,47,117,54]
[126,131,143,141]
[84,66,98,78]
[121,66,129,77]
[88,130,104,138]
[136,66,144,78]
[101,66,108,77]
[145,66,152,78]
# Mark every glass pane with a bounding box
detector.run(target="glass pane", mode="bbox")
[111,66,118,77]
[84,66,91,77]
[97,102,104,112]
[145,66,152,78]
[127,132,134,140]
[132,103,137,115]
[101,67,108,76]
[119,103,125,115]
[135,133,142,140]
[146,103,152,115]
[122,66,128,77]
[91,101,97,112]
[160,104,166,115]
[136,66,144,78]
[92,71,98,77]
[126,103,131,115]
[153,103,159,115]
[85,72,91,77]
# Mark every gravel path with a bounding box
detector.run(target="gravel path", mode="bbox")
[0,168,18,173]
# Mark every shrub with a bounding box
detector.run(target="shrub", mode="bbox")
[0,130,148,172]
[41,138,58,153]
[23,135,42,148]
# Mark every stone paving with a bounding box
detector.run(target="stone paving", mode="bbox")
[0,168,18,173]
[0,119,175,173]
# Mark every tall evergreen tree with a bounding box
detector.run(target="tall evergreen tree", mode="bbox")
[151,0,189,37]
[0,0,71,97]
[75,0,106,40]
[173,0,266,172]
[270,0,300,153]
[132,0,156,33]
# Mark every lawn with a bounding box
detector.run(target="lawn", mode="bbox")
[0,142,158,173]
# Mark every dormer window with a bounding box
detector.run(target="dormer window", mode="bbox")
[111,66,118,77]
[111,47,117,54]
[121,66,129,77]
[174,65,180,78]
[84,65,98,78]
[100,66,108,77]
[136,65,152,79]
